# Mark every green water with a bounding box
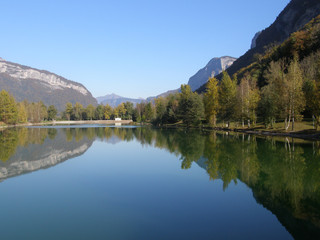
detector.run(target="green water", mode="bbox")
[0,126,319,239]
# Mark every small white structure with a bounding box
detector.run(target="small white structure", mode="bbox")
[115,118,121,121]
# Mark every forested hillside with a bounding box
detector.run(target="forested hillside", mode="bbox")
[197,0,320,92]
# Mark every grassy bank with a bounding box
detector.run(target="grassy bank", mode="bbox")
[156,121,320,141]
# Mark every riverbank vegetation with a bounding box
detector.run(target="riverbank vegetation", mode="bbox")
[1,15,320,134]
[154,15,320,132]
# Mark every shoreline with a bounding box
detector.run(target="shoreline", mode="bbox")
[0,120,133,129]
[1,120,320,141]
[157,125,320,141]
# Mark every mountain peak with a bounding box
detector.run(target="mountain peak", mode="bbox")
[188,56,237,91]
[96,93,145,107]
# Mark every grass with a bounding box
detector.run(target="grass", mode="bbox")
[213,120,316,133]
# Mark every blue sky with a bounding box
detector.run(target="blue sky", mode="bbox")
[1,0,290,99]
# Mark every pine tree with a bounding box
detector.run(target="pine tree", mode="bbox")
[178,84,204,126]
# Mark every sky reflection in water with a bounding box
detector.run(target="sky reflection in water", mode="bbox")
[0,126,319,239]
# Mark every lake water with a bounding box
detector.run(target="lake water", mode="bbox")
[0,126,319,239]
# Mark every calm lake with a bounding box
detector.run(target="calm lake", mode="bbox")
[0,125,319,239]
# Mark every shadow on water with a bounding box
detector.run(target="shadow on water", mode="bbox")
[0,126,320,239]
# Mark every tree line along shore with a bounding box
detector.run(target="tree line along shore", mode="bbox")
[1,16,320,137]
[0,54,320,137]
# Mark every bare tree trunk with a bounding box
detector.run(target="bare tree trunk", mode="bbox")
[292,108,295,131]
[292,116,295,131]
[313,115,315,129]
[285,115,291,131]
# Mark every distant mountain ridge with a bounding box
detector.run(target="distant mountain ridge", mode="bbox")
[96,93,144,107]
[146,89,179,102]
[0,58,97,111]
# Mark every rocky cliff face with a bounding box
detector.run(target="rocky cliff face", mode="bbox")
[0,58,97,111]
[228,0,320,77]
[255,0,320,49]
[188,56,236,91]
[197,0,320,93]
[250,31,261,49]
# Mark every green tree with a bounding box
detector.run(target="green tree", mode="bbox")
[40,102,48,121]
[301,51,320,129]
[86,104,95,120]
[204,76,219,126]
[154,97,167,125]
[163,94,179,124]
[218,72,237,127]
[132,108,140,122]
[73,102,84,120]
[47,105,57,121]
[64,102,73,121]
[0,90,18,125]
[144,102,154,121]
[285,56,305,130]
[123,102,134,120]
[104,104,113,120]
[17,102,27,123]
[115,103,127,118]
[95,104,105,120]
[178,84,204,126]
[261,60,287,128]
[237,73,260,127]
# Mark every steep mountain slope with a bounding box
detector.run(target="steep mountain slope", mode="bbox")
[0,58,97,111]
[188,56,236,91]
[146,56,236,101]
[197,0,320,92]
[96,93,144,107]
[146,89,179,102]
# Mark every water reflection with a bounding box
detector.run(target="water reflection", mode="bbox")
[0,127,94,181]
[0,126,320,238]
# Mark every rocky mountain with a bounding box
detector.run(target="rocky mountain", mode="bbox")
[96,93,144,107]
[0,58,97,111]
[188,56,236,91]
[250,31,261,49]
[197,0,320,92]
[146,56,236,101]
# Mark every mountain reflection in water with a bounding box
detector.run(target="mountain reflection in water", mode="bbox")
[0,126,319,239]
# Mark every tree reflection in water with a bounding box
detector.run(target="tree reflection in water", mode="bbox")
[0,126,319,238]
